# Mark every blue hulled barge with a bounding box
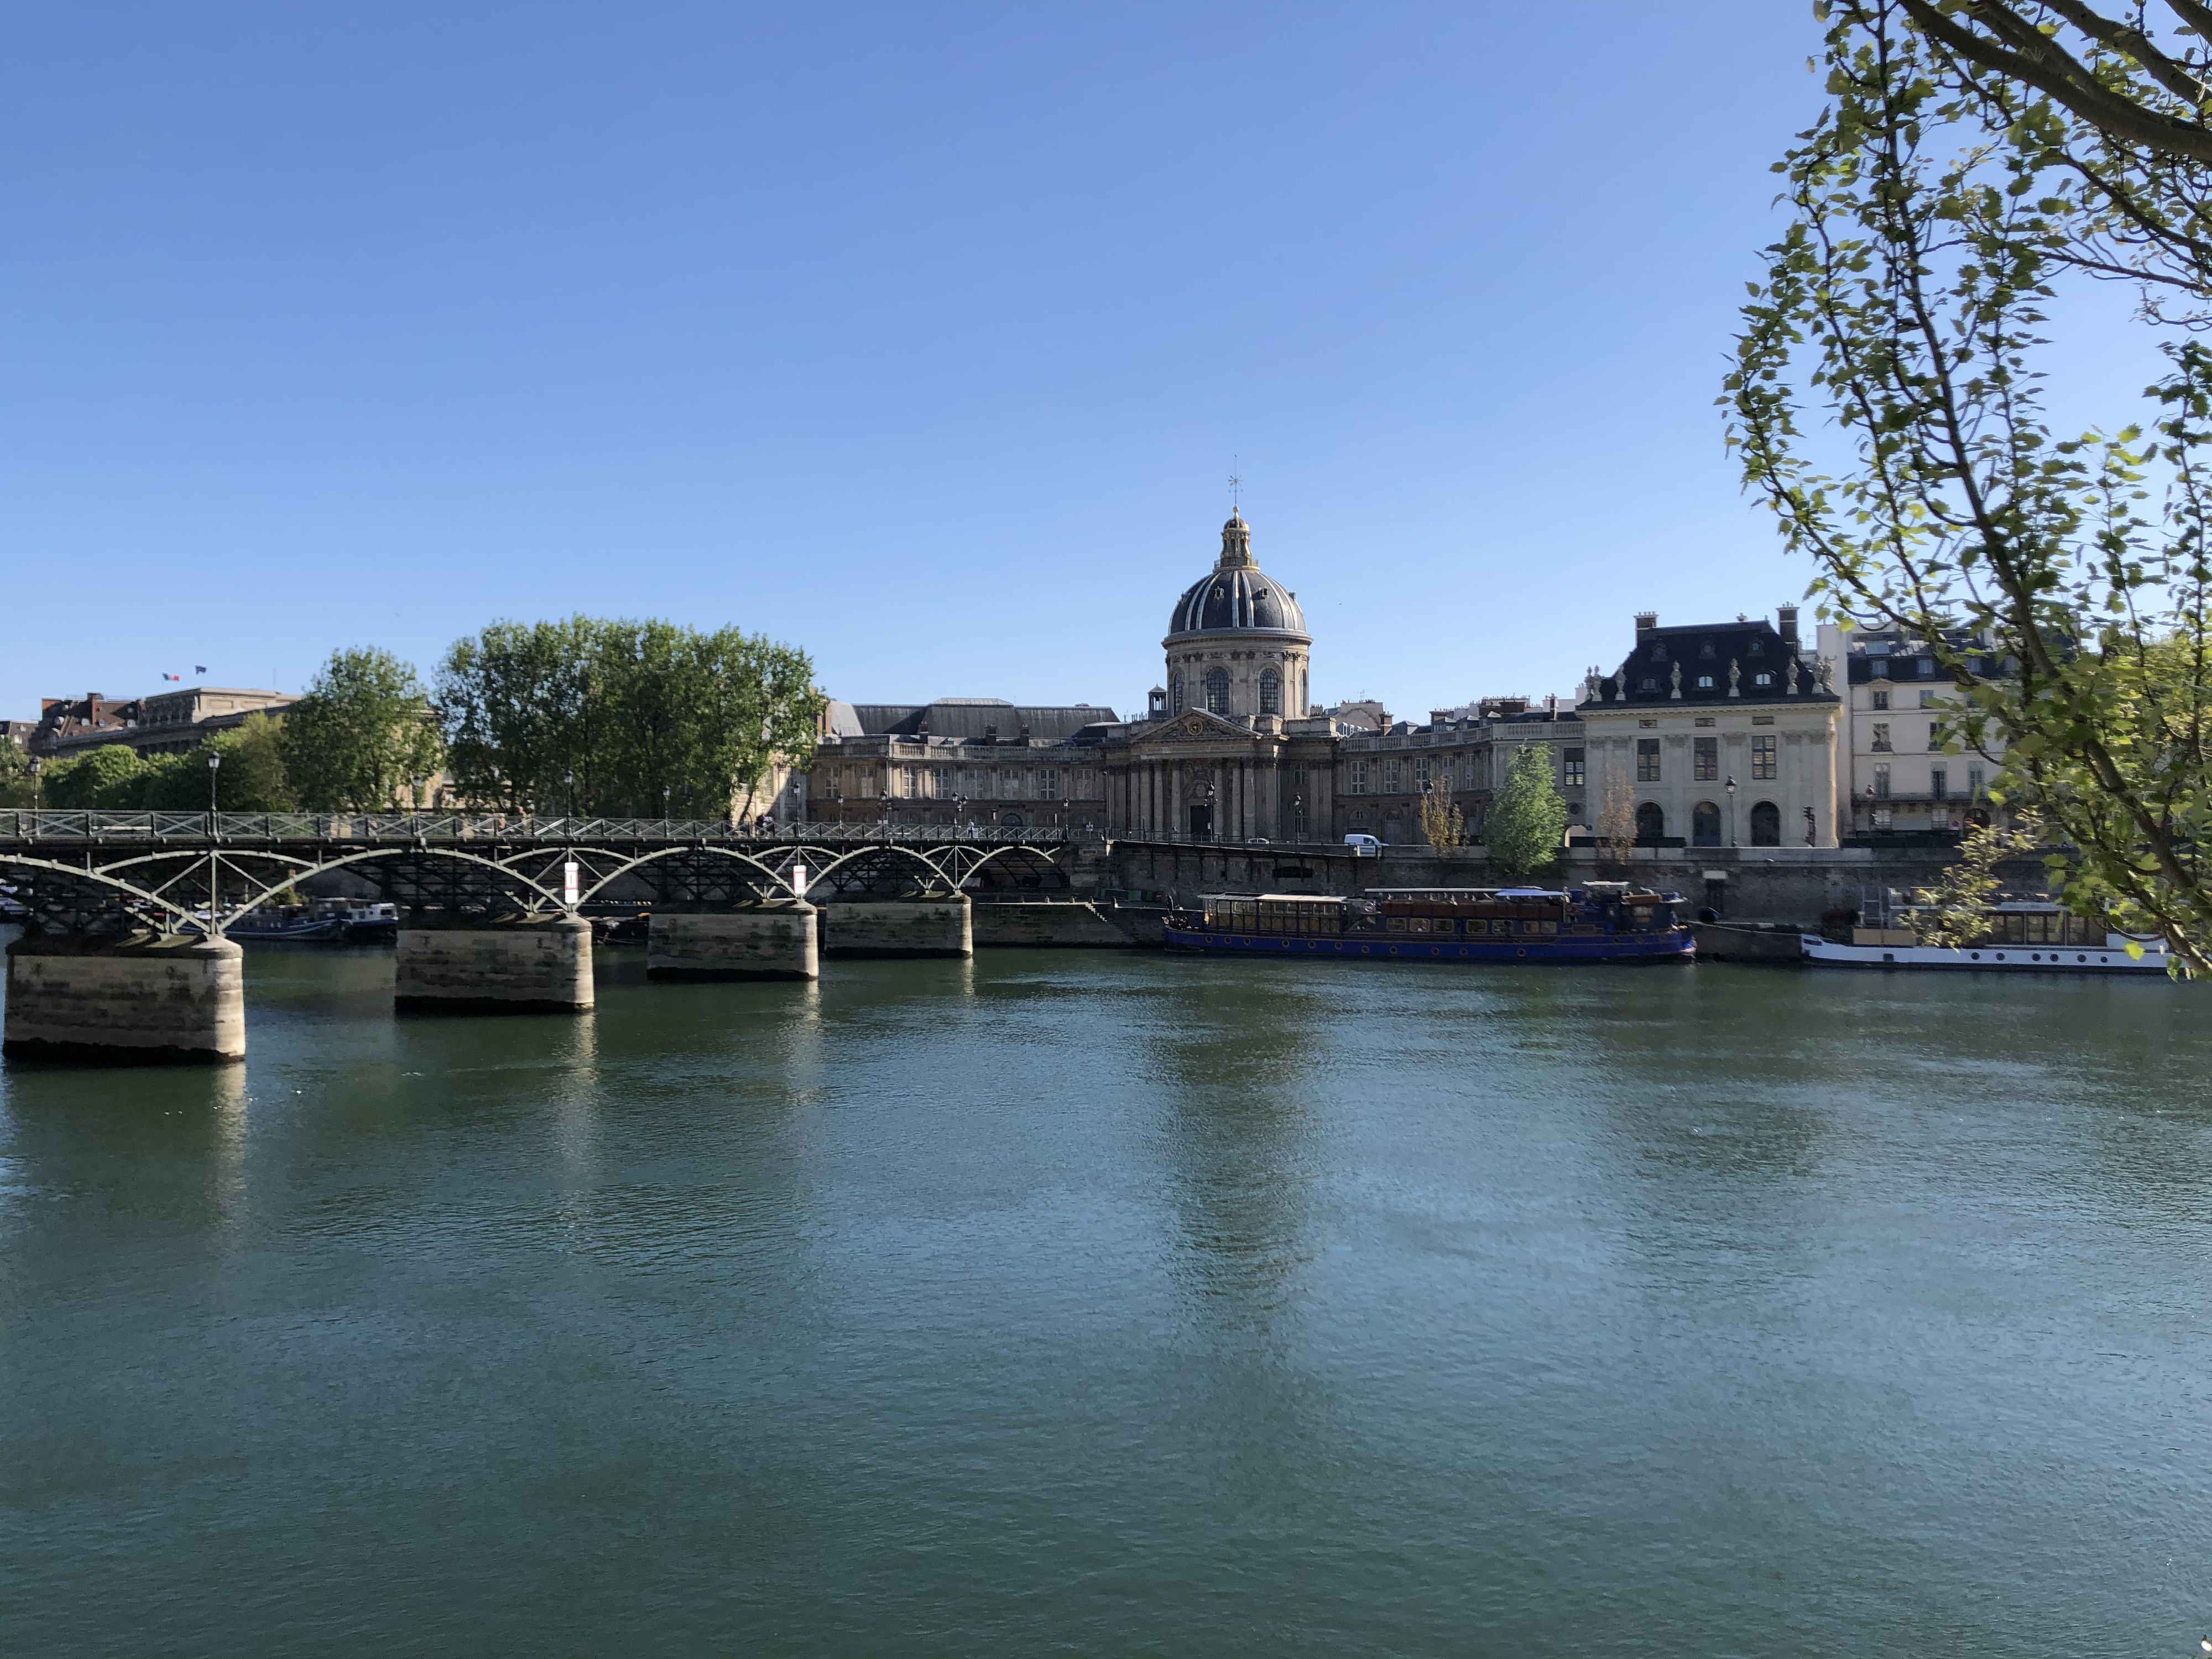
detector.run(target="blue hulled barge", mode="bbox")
[1165,884,1695,965]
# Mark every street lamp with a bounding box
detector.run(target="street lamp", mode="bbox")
[564,770,575,821]
[1725,774,1737,847]
[28,757,40,813]
[208,750,222,815]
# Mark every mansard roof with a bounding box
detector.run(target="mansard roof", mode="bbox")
[1595,619,1835,707]
[842,699,1117,742]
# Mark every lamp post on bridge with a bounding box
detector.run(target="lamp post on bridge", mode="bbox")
[1726,775,1738,848]
[28,757,40,815]
[208,750,221,815]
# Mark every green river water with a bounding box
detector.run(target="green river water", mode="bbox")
[1,937,2208,1656]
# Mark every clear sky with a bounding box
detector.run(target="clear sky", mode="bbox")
[6,2,2134,724]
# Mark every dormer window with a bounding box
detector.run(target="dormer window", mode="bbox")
[1754,672,1773,686]
[1639,676,1659,691]
[1699,640,1715,659]
[1650,643,1668,661]
[1697,675,1714,688]
[1747,638,1766,656]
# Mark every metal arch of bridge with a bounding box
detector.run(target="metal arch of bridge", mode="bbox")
[0,817,1080,931]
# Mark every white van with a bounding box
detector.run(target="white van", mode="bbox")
[1343,833,1383,857]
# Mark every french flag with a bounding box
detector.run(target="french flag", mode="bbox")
[162,672,180,681]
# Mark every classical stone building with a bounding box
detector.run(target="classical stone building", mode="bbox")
[29,686,295,761]
[796,510,1839,851]
[1578,609,1841,848]
[1816,621,2011,839]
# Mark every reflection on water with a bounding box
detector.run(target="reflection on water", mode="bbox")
[2,947,2210,1659]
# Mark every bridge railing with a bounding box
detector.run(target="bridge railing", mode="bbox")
[0,811,1086,847]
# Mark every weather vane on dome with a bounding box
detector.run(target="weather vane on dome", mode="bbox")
[1228,460,1242,515]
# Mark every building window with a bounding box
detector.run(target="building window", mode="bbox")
[1931,766,1948,800]
[1205,667,1230,715]
[1694,716,1715,728]
[1415,758,1432,791]
[1927,722,1942,751]
[931,766,949,799]
[1870,722,1892,753]
[1871,690,1890,710]
[1639,676,1659,691]
[1754,672,1773,687]
[1260,669,1281,714]
[1919,689,1939,708]
[1636,738,1661,782]
[1171,678,1183,714]
[902,766,919,797]
[1037,769,1060,800]
[1692,801,1721,846]
[1750,800,1781,845]
[1564,747,1585,787]
[1873,763,1891,799]
[1697,674,1714,688]
[1635,801,1666,842]
[1384,759,1403,794]
[1968,764,1985,798]
[1918,656,1936,677]
[1694,736,1718,781]
[1000,768,1020,797]
[1751,734,1777,780]
[1348,760,1368,795]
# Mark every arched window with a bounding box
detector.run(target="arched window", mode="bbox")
[1635,802,1666,843]
[1692,801,1721,847]
[1750,800,1781,845]
[1205,667,1230,715]
[1171,678,1183,714]
[1259,668,1281,714]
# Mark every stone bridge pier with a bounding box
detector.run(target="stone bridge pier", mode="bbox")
[3,932,247,1064]
[818,896,973,958]
[394,918,596,1013]
[647,903,818,980]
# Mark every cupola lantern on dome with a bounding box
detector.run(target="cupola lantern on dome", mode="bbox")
[1218,511,1254,570]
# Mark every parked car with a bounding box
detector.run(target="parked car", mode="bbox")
[1344,833,1382,857]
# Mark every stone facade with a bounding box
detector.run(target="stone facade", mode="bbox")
[1816,622,2012,839]
[29,686,295,760]
[794,512,1843,852]
[1577,609,1840,849]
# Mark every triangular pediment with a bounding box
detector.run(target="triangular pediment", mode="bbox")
[1130,709,1264,742]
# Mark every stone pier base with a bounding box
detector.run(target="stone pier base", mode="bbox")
[3,932,247,1065]
[395,919,594,1013]
[648,906,818,980]
[819,898,973,958]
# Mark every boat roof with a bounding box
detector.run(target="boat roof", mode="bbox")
[1205,891,1348,904]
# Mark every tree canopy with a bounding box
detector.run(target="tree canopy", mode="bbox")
[436,617,822,820]
[283,648,445,811]
[1731,2,2212,972]
[1484,747,1568,883]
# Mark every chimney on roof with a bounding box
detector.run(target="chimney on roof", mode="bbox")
[1634,612,1658,634]
[1777,605,1800,648]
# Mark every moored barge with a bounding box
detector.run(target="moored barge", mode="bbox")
[1165,885,1694,964]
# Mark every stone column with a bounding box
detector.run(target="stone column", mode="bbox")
[4,932,246,1064]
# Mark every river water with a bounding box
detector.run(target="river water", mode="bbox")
[2,938,2209,1657]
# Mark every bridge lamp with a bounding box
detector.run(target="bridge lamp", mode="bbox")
[28,757,40,812]
[1725,775,1737,847]
[208,750,221,813]
[564,771,574,820]
[662,785,671,822]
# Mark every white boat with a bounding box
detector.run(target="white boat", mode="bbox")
[1801,898,2168,974]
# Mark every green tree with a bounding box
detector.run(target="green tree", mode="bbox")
[143,714,298,812]
[436,616,823,820]
[1484,745,1568,884]
[1730,4,2212,973]
[0,743,32,807]
[43,744,154,809]
[283,648,444,811]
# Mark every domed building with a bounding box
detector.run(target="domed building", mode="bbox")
[1158,513,1312,722]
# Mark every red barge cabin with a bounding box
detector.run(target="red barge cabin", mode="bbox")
[1165,885,1695,965]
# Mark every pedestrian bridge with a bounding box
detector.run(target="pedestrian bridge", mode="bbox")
[0,812,1097,1065]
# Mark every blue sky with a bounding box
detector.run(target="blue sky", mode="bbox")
[1,2,2152,723]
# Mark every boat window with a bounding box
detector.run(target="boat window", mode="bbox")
[1387,916,1407,932]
